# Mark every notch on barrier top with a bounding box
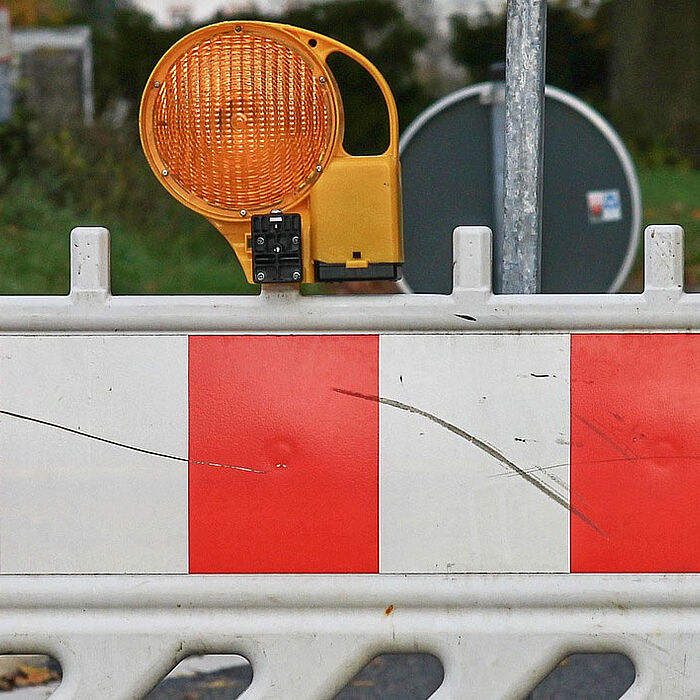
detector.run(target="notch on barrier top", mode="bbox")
[139,21,404,287]
[70,227,110,297]
[644,225,684,295]
[452,226,493,295]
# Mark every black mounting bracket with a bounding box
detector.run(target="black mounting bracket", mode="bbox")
[251,212,302,284]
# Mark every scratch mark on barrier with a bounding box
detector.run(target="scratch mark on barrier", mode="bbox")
[455,314,477,322]
[496,453,700,478]
[489,459,579,501]
[637,635,670,655]
[491,463,568,479]
[573,412,637,460]
[334,388,604,536]
[0,409,268,474]
[533,468,569,496]
[489,462,597,510]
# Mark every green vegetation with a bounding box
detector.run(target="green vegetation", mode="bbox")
[0,124,256,295]
[640,170,700,243]
[639,169,700,288]
[0,174,255,295]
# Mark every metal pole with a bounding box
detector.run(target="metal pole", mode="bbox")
[488,63,506,293]
[502,0,547,294]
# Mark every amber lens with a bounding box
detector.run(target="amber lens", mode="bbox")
[151,28,334,212]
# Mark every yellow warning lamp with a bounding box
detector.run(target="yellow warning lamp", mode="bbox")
[139,21,403,284]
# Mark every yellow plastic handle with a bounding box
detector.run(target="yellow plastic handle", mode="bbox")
[282,26,400,159]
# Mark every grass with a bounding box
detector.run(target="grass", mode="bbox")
[0,165,698,295]
[0,175,256,295]
[638,169,700,289]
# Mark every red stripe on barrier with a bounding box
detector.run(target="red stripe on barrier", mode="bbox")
[571,333,700,572]
[188,335,379,573]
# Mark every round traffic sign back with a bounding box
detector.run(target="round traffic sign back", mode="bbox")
[400,84,641,294]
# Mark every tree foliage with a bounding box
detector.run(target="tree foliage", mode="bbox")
[9,0,72,26]
[609,0,699,166]
[449,1,611,108]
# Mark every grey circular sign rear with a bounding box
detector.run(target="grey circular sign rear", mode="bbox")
[400,83,641,294]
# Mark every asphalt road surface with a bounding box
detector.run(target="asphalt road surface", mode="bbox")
[2,651,634,698]
[144,652,635,699]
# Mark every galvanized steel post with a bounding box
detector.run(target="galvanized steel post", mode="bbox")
[488,64,507,293]
[502,0,547,293]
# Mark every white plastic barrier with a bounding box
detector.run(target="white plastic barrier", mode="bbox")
[0,224,699,698]
[0,224,687,332]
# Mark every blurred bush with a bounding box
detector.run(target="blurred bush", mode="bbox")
[0,113,258,294]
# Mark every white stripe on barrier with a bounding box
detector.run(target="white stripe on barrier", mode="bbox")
[0,336,188,574]
[379,334,570,572]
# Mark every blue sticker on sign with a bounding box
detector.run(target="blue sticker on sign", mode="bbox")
[587,189,622,224]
